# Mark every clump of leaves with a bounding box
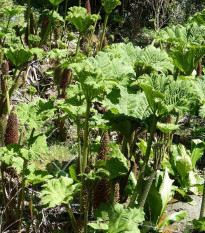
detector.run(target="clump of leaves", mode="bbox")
[88,203,144,233]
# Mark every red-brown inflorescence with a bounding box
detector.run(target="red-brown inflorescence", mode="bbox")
[93,131,111,210]
[4,107,19,145]
[60,69,71,89]
[85,0,91,14]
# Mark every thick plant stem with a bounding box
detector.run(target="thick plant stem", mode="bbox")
[77,121,82,174]
[200,171,205,218]
[80,101,91,212]
[64,0,68,20]
[84,190,91,233]
[128,116,158,208]
[76,33,82,55]
[27,0,31,49]
[82,101,91,172]
[5,90,10,115]
[99,13,109,52]
[79,0,81,6]
[138,169,158,208]
[65,204,77,233]
[18,159,28,232]
[110,180,115,204]
[39,8,55,48]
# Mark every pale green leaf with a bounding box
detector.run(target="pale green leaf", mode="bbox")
[41,176,81,207]
[157,122,179,133]
[88,203,144,233]
[66,7,100,34]
[102,0,121,14]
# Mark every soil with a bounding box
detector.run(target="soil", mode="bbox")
[165,195,202,232]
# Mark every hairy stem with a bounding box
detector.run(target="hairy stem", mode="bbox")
[84,190,91,233]
[200,171,205,218]
[76,33,82,55]
[99,13,109,52]
[80,101,91,212]
[138,169,158,208]
[128,116,158,208]
[18,159,28,232]
[65,204,77,233]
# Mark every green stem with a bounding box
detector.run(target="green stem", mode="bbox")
[82,100,91,172]
[77,121,82,174]
[80,101,91,212]
[27,0,31,49]
[138,169,158,208]
[76,33,82,55]
[168,114,179,157]
[39,8,55,48]
[99,13,109,52]
[110,180,115,204]
[128,116,158,208]
[18,159,28,232]
[5,90,10,115]
[200,171,205,218]
[83,190,91,233]
[79,0,81,6]
[65,204,77,233]
[64,0,68,21]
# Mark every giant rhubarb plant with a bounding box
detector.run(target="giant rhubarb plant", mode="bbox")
[66,7,100,54]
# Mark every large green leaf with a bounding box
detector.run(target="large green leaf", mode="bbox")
[139,73,199,115]
[6,48,33,67]
[88,203,144,233]
[157,122,179,133]
[26,169,53,185]
[104,43,141,66]
[1,5,25,18]
[191,139,205,169]
[16,99,56,132]
[189,9,205,26]
[137,138,154,157]
[145,169,173,224]
[102,0,121,15]
[171,144,199,193]
[156,23,205,46]
[66,7,100,34]
[95,142,128,179]
[41,176,81,207]
[168,45,205,76]
[134,46,173,77]
[103,87,150,118]
[49,0,65,6]
[139,83,168,117]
